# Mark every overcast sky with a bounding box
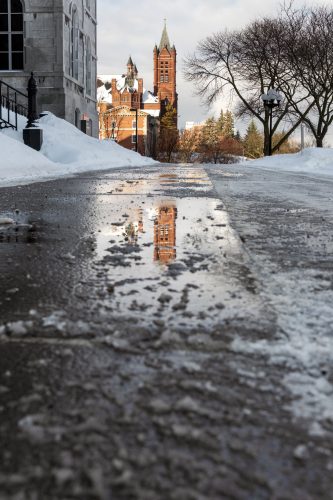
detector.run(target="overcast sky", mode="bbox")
[97,0,329,141]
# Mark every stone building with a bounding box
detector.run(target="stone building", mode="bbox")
[0,0,98,136]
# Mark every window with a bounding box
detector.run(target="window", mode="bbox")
[132,120,137,129]
[70,5,79,80]
[160,74,164,82]
[0,0,23,71]
[132,133,137,144]
[86,36,91,95]
[165,75,169,82]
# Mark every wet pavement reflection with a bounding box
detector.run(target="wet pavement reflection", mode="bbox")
[0,165,328,500]
[87,166,262,334]
[0,165,264,335]
[154,204,177,264]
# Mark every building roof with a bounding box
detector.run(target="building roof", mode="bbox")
[159,22,171,51]
[97,75,159,114]
[127,56,134,66]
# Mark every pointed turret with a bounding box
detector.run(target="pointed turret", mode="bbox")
[127,55,134,67]
[159,20,171,51]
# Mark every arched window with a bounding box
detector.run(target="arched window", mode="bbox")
[70,5,79,80]
[86,36,91,95]
[0,0,24,70]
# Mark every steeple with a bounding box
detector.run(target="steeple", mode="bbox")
[153,22,178,129]
[159,20,171,51]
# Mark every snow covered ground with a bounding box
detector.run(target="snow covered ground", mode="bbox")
[0,110,156,187]
[208,164,333,436]
[250,147,333,177]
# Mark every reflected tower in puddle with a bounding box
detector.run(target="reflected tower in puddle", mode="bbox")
[154,205,177,264]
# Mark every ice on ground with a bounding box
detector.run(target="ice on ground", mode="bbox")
[0,109,156,187]
[250,147,333,176]
[231,267,333,434]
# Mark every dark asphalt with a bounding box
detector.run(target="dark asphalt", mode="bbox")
[0,164,332,500]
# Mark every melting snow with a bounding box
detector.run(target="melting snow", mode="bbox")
[0,109,156,187]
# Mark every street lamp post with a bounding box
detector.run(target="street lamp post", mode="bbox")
[261,88,282,156]
[130,107,138,153]
[23,72,43,151]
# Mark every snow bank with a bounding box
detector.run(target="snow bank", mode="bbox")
[0,110,156,187]
[250,148,333,176]
[0,132,65,186]
[39,113,154,169]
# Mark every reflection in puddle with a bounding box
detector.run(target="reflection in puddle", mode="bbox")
[0,216,38,244]
[88,166,261,331]
[154,205,177,264]
[123,209,144,244]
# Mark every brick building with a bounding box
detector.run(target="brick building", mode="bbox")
[97,23,177,156]
[154,205,177,264]
[97,57,160,157]
[153,22,178,127]
[0,0,98,136]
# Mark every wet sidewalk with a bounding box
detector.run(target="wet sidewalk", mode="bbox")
[0,164,332,500]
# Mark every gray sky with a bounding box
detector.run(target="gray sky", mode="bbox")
[97,0,329,141]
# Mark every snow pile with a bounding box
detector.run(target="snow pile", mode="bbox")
[251,148,333,176]
[0,132,64,184]
[0,110,156,187]
[39,113,153,168]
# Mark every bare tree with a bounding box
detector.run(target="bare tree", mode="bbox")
[184,5,330,155]
[282,5,333,147]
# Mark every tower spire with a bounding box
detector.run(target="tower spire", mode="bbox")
[159,20,171,51]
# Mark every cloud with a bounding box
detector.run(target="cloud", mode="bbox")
[97,0,331,143]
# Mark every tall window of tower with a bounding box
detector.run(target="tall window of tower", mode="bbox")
[70,5,79,80]
[0,0,24,70]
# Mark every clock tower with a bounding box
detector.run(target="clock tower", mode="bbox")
[153,22,178,127]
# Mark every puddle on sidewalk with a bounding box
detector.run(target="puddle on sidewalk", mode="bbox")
[96,165,213,196]
[0,166,264,337]
[90,193,258,332]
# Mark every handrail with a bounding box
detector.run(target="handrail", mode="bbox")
[0,80,27,99]
[0,79,28,130]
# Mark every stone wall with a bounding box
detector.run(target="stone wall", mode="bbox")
[0,0,98,137]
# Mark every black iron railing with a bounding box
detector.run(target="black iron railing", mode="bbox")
[0,80,28,130]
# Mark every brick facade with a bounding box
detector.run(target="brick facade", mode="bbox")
[97,24,177,155]
[153,24,178,127]
[154,205,178,264]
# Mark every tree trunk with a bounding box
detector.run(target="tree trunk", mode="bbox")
[316,137,323,148]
